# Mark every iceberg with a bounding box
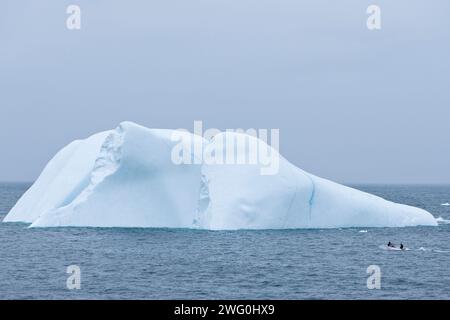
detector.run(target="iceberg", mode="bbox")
[4,122,437,229]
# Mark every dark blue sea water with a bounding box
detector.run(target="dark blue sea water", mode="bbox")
[0,183,449,300]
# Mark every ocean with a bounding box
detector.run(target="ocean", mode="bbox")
[0,183,449,299]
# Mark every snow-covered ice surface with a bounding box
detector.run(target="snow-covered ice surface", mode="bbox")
[4,122,437,229]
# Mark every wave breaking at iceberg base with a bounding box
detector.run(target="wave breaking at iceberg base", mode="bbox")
[3,122,437,229]
[436,217,450,225]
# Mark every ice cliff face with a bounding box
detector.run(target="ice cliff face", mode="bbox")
[4,122,437,229]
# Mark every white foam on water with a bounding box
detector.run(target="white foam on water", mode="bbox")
[379,245,408,251]
[436,217,450,224]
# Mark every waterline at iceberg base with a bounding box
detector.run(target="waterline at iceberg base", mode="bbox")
[3,122,437,229]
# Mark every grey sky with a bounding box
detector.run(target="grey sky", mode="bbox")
[1,0,449,184]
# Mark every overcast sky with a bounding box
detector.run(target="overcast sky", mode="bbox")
[1,0,449,184]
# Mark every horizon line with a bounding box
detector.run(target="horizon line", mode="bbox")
[1,180,449,186]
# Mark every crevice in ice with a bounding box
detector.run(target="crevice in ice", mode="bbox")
[91,126,124,185]
[58,175,91,208]
[61,125,124,208]
[291,170,315,226]
[308,175,316,222]
[193,173,211,228]
[284,172,315,227]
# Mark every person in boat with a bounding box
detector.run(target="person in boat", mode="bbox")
[387,241,394,247]
[400,243,404,250]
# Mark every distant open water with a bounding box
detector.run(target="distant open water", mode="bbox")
[0,183,449,299]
